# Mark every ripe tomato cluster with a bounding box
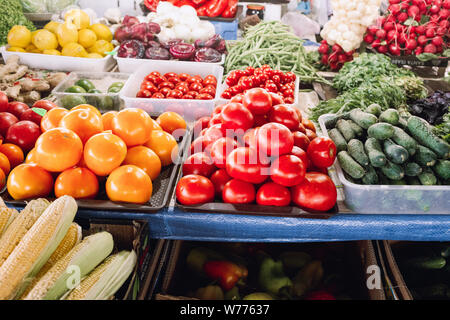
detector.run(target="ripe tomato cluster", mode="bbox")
[318,41,355,71]
[176,87,338,212]
[221,65,296,104]
[137,71,217,100]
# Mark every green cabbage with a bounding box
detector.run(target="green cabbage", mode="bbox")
[20,0,47,13]
[46,0,78,13]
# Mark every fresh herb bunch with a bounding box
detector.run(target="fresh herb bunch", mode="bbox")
[0,0,35,45]
[409,91,450,125]
[433,112,450,143]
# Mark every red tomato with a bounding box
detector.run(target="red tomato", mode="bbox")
[8,102,29,119]
[190,82,203,92]
[176,174,215,205]
[159,81,175,90]
[32,100,58,111]
[159,87,171,97]
[176,85,189,95]
[284,97,294,104]
[6,120,41,152]
[0,92,9,112]
[150,71,161,77]
[200,86,216,96]
[220,103,254,132]
[222,179,255,204]
[212,104,224,115]
[269,104,301,131]
[256,182,291,206]
[196,93,214,100]
[190,136,212,155]
[307,137,337,168]
[182,152,215,177]
[291,172,337,212]
[167,89,183,99]
[167,76,181,85]
[164,72,178,79]
[257,123,294,157]
[20,108,43,126]
[208,113,223,127]
[226,147,269,184]
[290,146,310,169]
[297,123,306,134]
[210,168,232,195]
[230,94,243,104]
[193,116,211,136]
[137,89,152,98]
[153,76,167,86]
[293,131,310,150]
[209,137,239,169]
[203,78,217,87]
[302,118,316,132]
[202,124,225,147]
[178,73,190,81]
[152,92,165,99]
[243,127,259,147]
[204,75,217,82]
[305,129,317,141]
[243,88,272,115]
[187,91,198,98]
[0,112,19,137]
[270,154,306,187]
[269,92,284,106]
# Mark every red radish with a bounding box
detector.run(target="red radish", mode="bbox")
[337,54,347,64]
[405,49,413,55]
[412,0,422,5]
[321,39,327,45]
[408,5,420,17]
[332,44,342,53]
[436,45,443,53]
[424,43,437,53]
[439,19,449,28]
[397,12,409,22]
[386,29,398,42]
[430,4,440,14]
[377,16,386,27]
[329,62,338,71]
[384,21,395,31]
[328,53,338,63]
[426,28,436,38]
[376,29,387,39]
[444,0,450,9]
[389,4,402,14]
[400,1,409,9]
[436,26,447,36]
[440,8,449,18]
[367,25,379,35]
[377,45,388,53]
[430,14,440,23]
[432,35,444,46]
[389,0,401,4]
[345,50,355,57]
[414,46,423,55]
[415,25,426,34]
[389,44,402,55]
[419,2,428,13]
[406,38,418,50]
[398,33,407,44]
[318,44,329,54]
[396,23,405,33]
[418,35,428,46]
[372,38,382,48]
[364,33,375,44]
[321,54,329,65]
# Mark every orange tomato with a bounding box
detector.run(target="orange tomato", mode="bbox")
[144,130,179,166]
[105,165,152,204]
[156,111,186,135]
[83,132,127,176]
[0,144,24,169]
[54,167,99,199]
[122,146,161,181]
[111,108,153,147]
[0,152,11,175]
[7,163,53,200]
[70,104,102,118]
[25,148,37,164]
[0,168,5,190]
[34,128,83,172]
[40,108,69,132]
[59,108,103,144]
[101,111,118,131]
[149,118,162,131]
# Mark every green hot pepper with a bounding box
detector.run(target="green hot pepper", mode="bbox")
[258,258,292,296]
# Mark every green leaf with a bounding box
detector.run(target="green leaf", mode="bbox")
[416,53,439,62]
[404,18,419,26]
[443,49,450,58]
[31,107,47,117]
[420,15,430,24]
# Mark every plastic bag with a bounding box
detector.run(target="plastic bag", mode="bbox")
[20,0,47,13]
[281,12,320,38]
[46,0,78,13]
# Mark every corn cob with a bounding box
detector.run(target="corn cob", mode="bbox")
[23,231,114,300]
[0,196,78,300]
[0,207,19,237]
[0,197,6,207]
[0,199,50,267]
[65,250,137,300]
[19,222,82,299]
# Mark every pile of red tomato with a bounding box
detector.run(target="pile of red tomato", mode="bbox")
[137,71,217,100]
[221,66,297,105]
[176,87,338,212]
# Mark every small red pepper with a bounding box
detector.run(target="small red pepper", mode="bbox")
[205,0,228,17]
[203,260,248,291]
[196,2,209,16]
[192,0,208,6]
[221,0,237,18]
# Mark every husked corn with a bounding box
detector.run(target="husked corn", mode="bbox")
[0,207,19,237]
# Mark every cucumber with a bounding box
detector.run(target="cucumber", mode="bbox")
[349,108,378,129]
[362,165,379,185]
[328,128,347,152]
[404,162,422,177]
[397,117,408,130]
[414,145,437,167]
[407,116,450,159]
[324,112,351,129]
[379,108,400,125]
[337,151,366,179]
[336,119,355,142]
[365,103,382,116]
[365,138,387,168]
[392,126,417,156]
[406,176,421,185]
[389,179,407,185]
[433,160,450,180]
[418,167,437,185]
[347,139,369,166]
[383,139,409,164]
[367,122,395,140]
[378,171,390,184]
[347,120,364,138]
[381,160,405,181]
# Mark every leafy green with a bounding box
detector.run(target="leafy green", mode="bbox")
[0,0,35,45]
[433,112,450,143]
[416,53,440,62]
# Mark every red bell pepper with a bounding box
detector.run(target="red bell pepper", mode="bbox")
[174,0,195,6]
[192,0,208,6]
[196,2,209,16]
[221,0,237,18]
[203,260,248,291]
[205,0,229,17]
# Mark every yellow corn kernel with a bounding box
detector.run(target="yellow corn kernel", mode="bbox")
[0,207,19,237]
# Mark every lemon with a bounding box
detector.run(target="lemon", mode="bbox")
[89,23,113,42]
[64,9,90,30]
[7,25,32,48]
[25,43,37,51]
[56,22,78,47]
[61,42,88,57]
[32,29,58,51]
[43,49,61,55]
[7,47,26,52]
[86,53,103,59]
[78,29,97,49]
[87,40,114,56]
[44,21,61,34]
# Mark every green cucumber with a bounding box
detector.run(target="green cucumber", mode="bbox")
[364,138,387,168]
[397,117,408,130]
[367,123,395,140]
[404,162,422,177]
[362,165,379,185]
[407,116,450,159]
[433,160,450,180]
[365,103,382,116]
[392,126,417,156]
[389,179,407,185]
[337,151,366,179]
[418,167,437,185]
[349,108,378,129]
[379,108,400,126]
[381,160,405,181]
[347,120,364,138]
[324,112,350,129]
[328,128,347,152]
[347,139,369,166]
[383,139,409,164]
[336,119,356,142]
[414,145,437,167]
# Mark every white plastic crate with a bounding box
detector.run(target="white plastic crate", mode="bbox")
[120,60,223,121]
[0,46,116,72]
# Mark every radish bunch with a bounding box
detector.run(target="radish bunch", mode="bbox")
[364,0,450,56]
[318,41,355,71]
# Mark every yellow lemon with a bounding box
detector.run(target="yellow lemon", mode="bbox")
[43,49,61,55]
[32,29,58,51]
[7,25,32,48]
[25,43,37,52]
[87,40,113,56]
[56,22,78,47]
[64,9,90,30]
[7,47,26,52]
[44,21,61,34]
[89,23,113,42]
[61,42,88,57]
[78,29,97,48]
[86,53,103,59]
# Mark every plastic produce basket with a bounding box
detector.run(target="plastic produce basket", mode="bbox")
[52,72,131,112]
[0,46,116,72]
[120,60,223,121]
[318,114,450,215]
